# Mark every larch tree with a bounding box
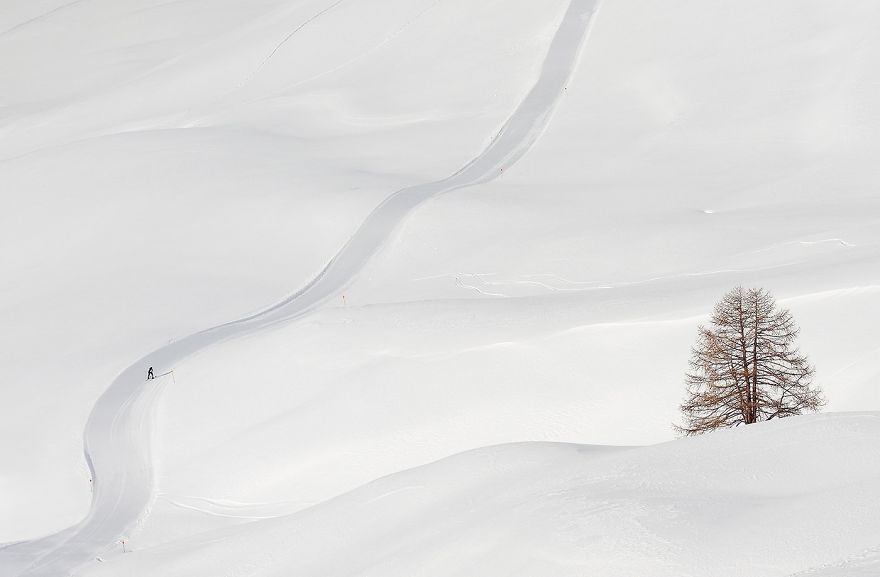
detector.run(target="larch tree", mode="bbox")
[676,286,824,436]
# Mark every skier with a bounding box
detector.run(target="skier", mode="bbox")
[147,367,154,380]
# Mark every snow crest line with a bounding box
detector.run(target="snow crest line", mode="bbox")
[3,1,600,574]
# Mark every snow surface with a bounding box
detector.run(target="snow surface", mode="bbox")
[1,0,572,542]
[81,413,880,577]
[2,0,880,575]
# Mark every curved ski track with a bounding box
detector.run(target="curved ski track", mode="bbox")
[3,1,600,574]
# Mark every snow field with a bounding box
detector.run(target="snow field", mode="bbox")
[0,0,570,544]
[2,0,880,575]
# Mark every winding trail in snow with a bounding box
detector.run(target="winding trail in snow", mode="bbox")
[3,1,600,574]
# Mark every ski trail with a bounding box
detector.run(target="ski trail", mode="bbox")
[236,0,348,90]
[271,0,444,95]
[0,0,86,38]
[1,1,601,574]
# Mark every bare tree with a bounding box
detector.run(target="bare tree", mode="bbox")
[676,287,824,435]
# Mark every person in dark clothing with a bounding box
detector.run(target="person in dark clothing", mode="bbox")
[147,367,154,380]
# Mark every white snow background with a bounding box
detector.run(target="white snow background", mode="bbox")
[1,0,879,575]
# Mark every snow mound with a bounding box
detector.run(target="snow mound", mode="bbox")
[83,413,880,577]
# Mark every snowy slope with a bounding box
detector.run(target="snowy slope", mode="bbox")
[114,0,880,561]
[2,0,880,576]
[2,1,598,573]
[0,0,572,544]
[82,413,880,577]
